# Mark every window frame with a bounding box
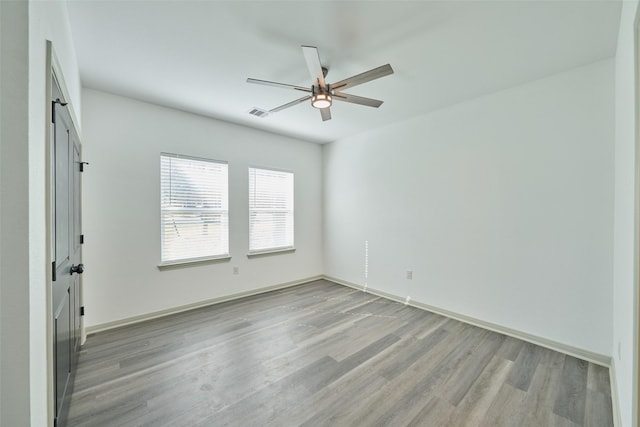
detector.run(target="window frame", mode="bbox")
[247,166,295,256]
[158,152,230,269]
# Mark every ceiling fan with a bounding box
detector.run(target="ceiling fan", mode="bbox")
[247,45,394,122]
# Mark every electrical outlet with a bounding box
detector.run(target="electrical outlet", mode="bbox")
[406,270,413,280]
[233,266,239,275]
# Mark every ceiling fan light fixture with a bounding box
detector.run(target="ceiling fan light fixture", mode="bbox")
[312,93,332,109]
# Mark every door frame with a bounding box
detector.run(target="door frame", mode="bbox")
[635,8,640,427]
[46,40,83,427]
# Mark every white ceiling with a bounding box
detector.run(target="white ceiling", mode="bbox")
[66,0,622,144]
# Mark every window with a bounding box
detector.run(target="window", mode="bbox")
[249,167,294,253]
[160,153,228,264]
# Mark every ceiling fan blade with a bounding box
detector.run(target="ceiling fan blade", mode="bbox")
[320,107,331,121]
[330,64,394,91]
[269,95,312,113]
[332,92,384,108]
[302,45,327,89]
[247,78,311,93]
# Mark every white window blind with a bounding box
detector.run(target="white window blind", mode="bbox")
[249,167,294,253]
[160,153,228,263]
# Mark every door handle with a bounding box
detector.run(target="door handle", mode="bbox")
[70,264,84,275]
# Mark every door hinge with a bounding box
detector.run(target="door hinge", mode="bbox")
[80,306,85,316]
[80,162,89,172]
[80,234,85,244]
[52,261,56,282]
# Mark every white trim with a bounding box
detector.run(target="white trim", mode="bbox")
[611,358,623,427]
[50,43,81,138]
[247,164,294,175]
[45,40,55,427]
[85,275,323,334]
[157,255,231,270]
[86,274,613,369]
[161,151,228,165]
[247,247,296,258]
[325,275,612,367]
[633,6,640,427]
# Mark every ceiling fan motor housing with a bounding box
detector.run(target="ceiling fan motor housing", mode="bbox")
[311,85,332,109]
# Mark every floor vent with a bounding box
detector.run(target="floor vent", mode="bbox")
[248,108,269,118]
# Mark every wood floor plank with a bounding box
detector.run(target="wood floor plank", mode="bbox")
[587,362,612,396]
[446,355,514,427]
[496,335,525,361]
[198,356,334,426]
[326,315,406,361]
[440,331,505,406]
[414,315,449,340]
[553,355,589,425]
[516,347,566,426]
[295,372,388,427]
[378,328,448,381]
[392,309,445,339]
[584,389,614,427]
[67,279,614,427]
[506,341,545,392]
[407,395,456,427]
[478,383,528,427]
[551,414,582,427]
[307,333,401,393]
[340,324,486,426]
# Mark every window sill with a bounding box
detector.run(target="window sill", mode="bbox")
[247,248,296,258]
[158,255,231,271]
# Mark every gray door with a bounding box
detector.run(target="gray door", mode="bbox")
[52,76,82,427]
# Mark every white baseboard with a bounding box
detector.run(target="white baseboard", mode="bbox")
[86,273,612,369]
[609,359,623,427]
[325,275,612,368]
[85,275,323,335]
[84,273,621,422]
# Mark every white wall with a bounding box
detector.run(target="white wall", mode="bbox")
[324,59,615,358]
[1,2,31,425]
[1,0,82,426]
[613,1,639,426]
[81,89,323,328]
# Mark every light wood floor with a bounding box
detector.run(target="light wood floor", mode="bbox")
[68,279,613,426]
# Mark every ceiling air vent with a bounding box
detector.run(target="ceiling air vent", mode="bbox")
[248,108,269,118]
